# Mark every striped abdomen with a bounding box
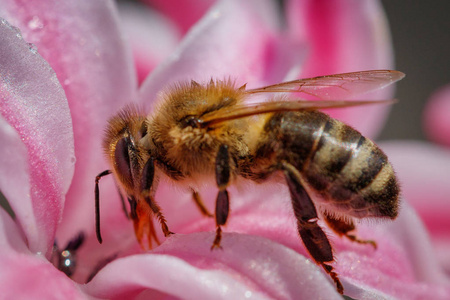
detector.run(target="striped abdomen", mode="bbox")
[252,111,399,219]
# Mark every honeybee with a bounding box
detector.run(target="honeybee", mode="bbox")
[95,70,404,294]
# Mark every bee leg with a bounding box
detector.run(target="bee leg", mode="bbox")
[128,196,160,249]
[146,198,173,237]
[191,189,214,218]
[128,196,146,247]
[282,162,344,295]
[95,170,113,244]
[128,157,171,250]
[212,144,231,250]
[141,157,174,238]
[324,214,377,249]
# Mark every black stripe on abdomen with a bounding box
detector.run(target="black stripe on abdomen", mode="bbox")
[342,138,386,193]
[304,119,362,193]
[327,135,388,203]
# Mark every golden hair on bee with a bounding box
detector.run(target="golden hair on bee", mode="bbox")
[95,70,405,295]
[148,78,250,177]
[103,105,147,152]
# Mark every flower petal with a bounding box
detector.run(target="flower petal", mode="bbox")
[424,84,450,147]
[0,254,86,298]
[85,202,450,299]
[0,116,36,254]
[0,1,138,241]
[287,0,395,138]
[381,141,450,234]
[83,233,341,299]
[381,140,450,276]
[0,206,86,298]
[139,0,287,109]
[0,202,29,254]
[0,19,75,254]
[142,0,215,34]
[339,203,450,299]
[138,181,450,298]
[118,1,181,85]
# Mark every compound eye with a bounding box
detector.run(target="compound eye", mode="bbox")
[114,137,133,185]
[180,115,201,129]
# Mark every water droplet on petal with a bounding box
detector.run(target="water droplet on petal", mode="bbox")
[1,18,22,39]
[28,43,38,54]
[11,25,23,39]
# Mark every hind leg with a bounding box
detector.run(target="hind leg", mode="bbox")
[282,162,344,294]
[324,214,377,249]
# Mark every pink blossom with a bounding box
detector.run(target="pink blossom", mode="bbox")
[142,0,215,34]
[1,0,448,299]
[424,85,450,147]
[118,1,181,85]
[381,84,450,280]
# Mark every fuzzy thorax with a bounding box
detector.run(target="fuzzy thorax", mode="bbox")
[147,79,249,179]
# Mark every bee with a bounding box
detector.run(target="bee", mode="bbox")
[95,70,404,294]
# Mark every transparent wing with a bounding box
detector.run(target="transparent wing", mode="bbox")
[245,70,405,100]
[199,99,396,127]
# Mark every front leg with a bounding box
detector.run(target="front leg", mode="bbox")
[137,157,173,249]
[212,144,231,250]
[129,195,160,249]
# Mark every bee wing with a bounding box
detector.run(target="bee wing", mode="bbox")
[245,70,405,99]
[200,99,396,127]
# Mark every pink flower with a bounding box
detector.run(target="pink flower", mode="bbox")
[118,1,182,85]
[381,84,450,280]
[1,0,448,299]
[141,0,215,34]
[424,85,450,147]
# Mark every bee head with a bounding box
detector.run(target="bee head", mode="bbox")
[103,105,149,194]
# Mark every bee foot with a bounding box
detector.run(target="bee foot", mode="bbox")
[321,263,344,295]
[165,231,175,237]
[210,243,223,251]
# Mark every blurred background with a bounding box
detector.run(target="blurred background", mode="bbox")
[379,0,450,141]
